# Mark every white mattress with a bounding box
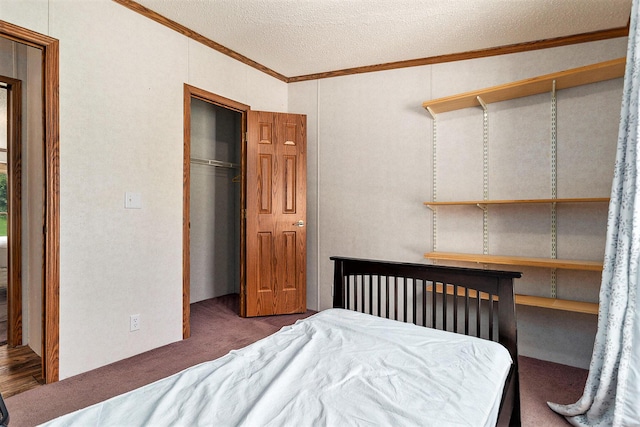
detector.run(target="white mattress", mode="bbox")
[41,309,512,427]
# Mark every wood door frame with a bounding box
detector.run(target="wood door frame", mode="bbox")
[183,84,249,338]
[0,20,60,384]
[1,74,23,347]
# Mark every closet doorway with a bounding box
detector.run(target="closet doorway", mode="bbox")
[189,94,243,310]
[183,85,307,336]
[182,85,248,338]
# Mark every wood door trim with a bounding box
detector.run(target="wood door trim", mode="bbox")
[1,74,23,347]
[185,85,250,113]
[287,26,629,83]
[0,20,60,384]
[183,84,249,337]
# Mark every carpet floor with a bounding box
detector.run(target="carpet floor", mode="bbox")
[5,295,588,426]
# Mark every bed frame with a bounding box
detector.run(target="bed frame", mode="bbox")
[331,256,522,427]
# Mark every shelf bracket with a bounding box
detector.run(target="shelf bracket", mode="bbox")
[426,106,437,120]
[477,96,488,111]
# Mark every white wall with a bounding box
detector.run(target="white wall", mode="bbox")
[292,37,627,368]
[2,0,287,379]
[25,43,44,357]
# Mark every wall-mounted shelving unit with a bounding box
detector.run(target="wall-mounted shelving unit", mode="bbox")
[422,57,624,315]
[422,57,625,116]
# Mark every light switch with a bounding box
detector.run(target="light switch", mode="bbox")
[125,192,142,209]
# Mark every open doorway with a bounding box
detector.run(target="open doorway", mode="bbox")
[182,85,248,338]
[0,72,23,350]
[189,98,242,302]
[0,83,8,345]
[0,20,59,384]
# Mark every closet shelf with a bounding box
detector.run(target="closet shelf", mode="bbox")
[190,157,239,169]
[424,197,609,209]
[424,251,603,272]
[427,284,598,315]
[422,57,625,115]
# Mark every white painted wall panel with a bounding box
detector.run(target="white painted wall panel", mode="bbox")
[315,68,432,312]
[50,0,187,379]
[557,80,620,198]
[26,44,43,357]
[288,80,319,310]
[436,109,484,200]
[188,41,251,107]
[188,40,288,113]
[244,66,288,112]
[489,94,551,199]
[0,0,49,35]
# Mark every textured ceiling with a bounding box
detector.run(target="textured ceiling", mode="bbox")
[134,0,632,78]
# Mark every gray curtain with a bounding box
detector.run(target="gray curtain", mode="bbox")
[548,1,640,425]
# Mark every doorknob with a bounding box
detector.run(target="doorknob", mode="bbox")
[293,220,305,227]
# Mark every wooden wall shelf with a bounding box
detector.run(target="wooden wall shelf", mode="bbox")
[515,295,599,315]
[425,197,609,209]
[428,283,599,315]
[422,57,625,115]
[425,251,603,272]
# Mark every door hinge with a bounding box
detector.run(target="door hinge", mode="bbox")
[242,209,246,219]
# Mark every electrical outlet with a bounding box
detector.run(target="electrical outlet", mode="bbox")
[130,314,140,331]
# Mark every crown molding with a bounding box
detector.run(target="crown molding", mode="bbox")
[113,0,629,84]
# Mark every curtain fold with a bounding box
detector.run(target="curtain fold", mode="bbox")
[547,1,640,425]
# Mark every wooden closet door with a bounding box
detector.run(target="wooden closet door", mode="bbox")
[244,111,306,316]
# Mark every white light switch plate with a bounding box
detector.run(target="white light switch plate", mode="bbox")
[125,192,142,209]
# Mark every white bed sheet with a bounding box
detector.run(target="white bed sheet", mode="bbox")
[41,309,512,427]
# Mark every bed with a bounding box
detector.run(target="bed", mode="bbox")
[40,256,521,427]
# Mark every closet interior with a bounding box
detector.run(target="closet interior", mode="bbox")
[189,98,242,303]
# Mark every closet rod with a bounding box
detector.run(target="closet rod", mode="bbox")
[190,157,239,169]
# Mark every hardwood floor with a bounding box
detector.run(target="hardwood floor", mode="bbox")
[0,270,43,398]
[0,345,43,398]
